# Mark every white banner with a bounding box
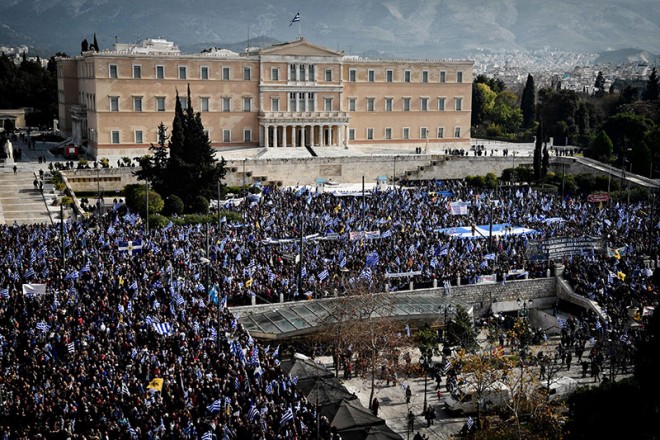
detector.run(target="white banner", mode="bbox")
[22,283,47,295]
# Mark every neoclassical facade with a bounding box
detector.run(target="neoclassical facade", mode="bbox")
[57,38,473,159]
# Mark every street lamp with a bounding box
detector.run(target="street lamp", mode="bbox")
[516,298,533,321]
[516,298,533,359]
[418,349,433,412]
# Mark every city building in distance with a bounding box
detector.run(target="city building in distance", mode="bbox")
[57,37,473,159]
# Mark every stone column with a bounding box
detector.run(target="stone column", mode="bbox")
[329,125,334,146]
[291,126,297,148]
[300,126,306,147]
[264,125,270,148]
[282,125,287,148]
[273,125,278,148]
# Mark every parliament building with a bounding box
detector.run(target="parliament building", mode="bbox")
[57,38,473,159]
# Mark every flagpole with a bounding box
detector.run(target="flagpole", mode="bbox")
[298,20,302,39]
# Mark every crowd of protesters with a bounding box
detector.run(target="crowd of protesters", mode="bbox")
[0,177,657,437]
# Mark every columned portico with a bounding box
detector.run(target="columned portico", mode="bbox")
[259,112,350,149]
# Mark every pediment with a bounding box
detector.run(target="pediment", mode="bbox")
[260,39,343,57]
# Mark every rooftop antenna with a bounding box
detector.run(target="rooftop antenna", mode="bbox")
[247,26,250,52]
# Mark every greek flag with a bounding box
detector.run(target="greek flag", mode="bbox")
[405,324,411,337]
[67,342,75,354]
[381,229,392,239]
[366,251,379,267]
[339,256,347,268]
[442,361,451,374]
[280,407,294,425]
[122,382,131,396]
[248,406,259,421]
[467,416,474,429]
[301,266,307,278]
[24,268,35,279]
[318,269,329,282]
[36,321,50,333]
[128,280,138,291]
[289,12,301,26]
[265,382,274,394]
[251,346,260,365]
[484,253,496,260]
[207,399,222,413]
[153,322,173,335]
[118,240,143,256]
[79,262,90,273]
[201,431,213,440]
[0,288,8,299]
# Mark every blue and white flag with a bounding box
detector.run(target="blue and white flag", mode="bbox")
[129,280,138,291]
[0,288,8,299]
[153,322,173,335]
[207,399,222,413]
[318,269,329,282]
[118,240,143,255]
[280,407,294,425]
[484,253,496,260]
[366,251,379,268]
[36,321,50,333]
[248,406,260,421]
[289,12,301,26]
[67,342,75,354]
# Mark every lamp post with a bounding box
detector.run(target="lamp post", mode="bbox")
[439,304,454,361]
[418,349,433,412]
[516,298,533,358]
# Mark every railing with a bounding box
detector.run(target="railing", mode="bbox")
[259,111,349,119]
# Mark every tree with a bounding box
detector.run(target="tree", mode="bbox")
[93,33,100,52]
[594,71,606,97]
[124,184,164,216]
[135,86,227,211]
[643,67,659,102]
[601,113,654,163]
[521,74,536,129]
[446,305,478,352]
[589,130,614,163]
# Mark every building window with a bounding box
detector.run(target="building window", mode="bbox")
[437,127,444,138]
[454,127,461,138]
[420,98,429,111]
[109,96,119,112]
[367,128,374,140]
[156,97,166,112]
[223,129,231,142]
[109,64,118,79]
[135,130,144,144]
[422,70,429,83]
[367,98,375,112]
[243,67,251,80]
[349,129,355,140]
[289,65,297,81]
[440,71,446,83]
[222,67,230,80]
[385,98,393,112]
[325,69,332,82]
[299,65,306,81]
[156,65,164,79]
[403,97,411,112]
[324,98,332,111]
[457,71,463,83]
[271,68,279,81]
[243,97,252,112]
[111,131,120,144]
[349,69,356,82]
[200,66,209,80]
[178,66,187,79]
[132,96,143,112]
[438,97,446,111]
[179,97,188,110]
[420,127,428,139]
[244,129,252,142]
[404,70,411,82]
[133,65,142,79]
[386,70,393,82]
[402,127,410,140]
[385,128,392,140]
[200,97,210,112]
[455,97,463,111]
[271,98,280,112]
[368,69,375,82]
[289,93,297,112]
[308,65,315,81]
[221,97,231,112]
[348,98,356,112]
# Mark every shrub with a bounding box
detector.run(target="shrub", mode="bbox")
[148,213,170,229]
[123,184,164,216]
[190,195,210,214]
[163,195,184,216]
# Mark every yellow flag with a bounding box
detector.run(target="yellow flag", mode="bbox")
[617,271,626,281]
[246,278,254,288]
[119,276,124,286]
[146,378,163,392]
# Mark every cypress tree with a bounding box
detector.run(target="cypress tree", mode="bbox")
[643,67,659,101]
[533,123,543,181]
[520,74,536,129]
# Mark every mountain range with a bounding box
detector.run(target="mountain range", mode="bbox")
[1,0,659,59]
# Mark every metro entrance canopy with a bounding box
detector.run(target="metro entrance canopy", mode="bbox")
[233,293,471,340]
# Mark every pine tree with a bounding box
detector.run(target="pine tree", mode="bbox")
[542,145,549,178]
[93,33,99,52]
[643,67,659,101]
[594,71,605,97]
[520,74,536,129]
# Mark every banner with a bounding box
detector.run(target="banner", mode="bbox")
[22,283,47,295]
[587,193,609,203]
[384,271,422,279]
[476,274,497,284]
[450,202,469,215]
[349,231,381,241]
[533,236,603,260]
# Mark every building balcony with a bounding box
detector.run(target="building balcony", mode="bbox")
[259,111,349,125]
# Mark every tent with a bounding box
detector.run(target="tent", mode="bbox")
[331,399,385,431]
[282,358,334,385]
[306,377,357,405]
